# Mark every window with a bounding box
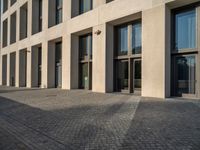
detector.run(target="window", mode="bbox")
[32,0,42,34]
[20,3,28,40]
[3,19,8,47]
[117,26,128,56]
[79,33,93,90]
[132,22,142,54]
[79,34,92,60]
[114,20,142,93]
[175,9,196,51]
[56,0,62,24]
[3,0,8,13]
[10,12,17,44]
[172,7,198,97]
[80,0,92,14]
[11,0,17,6]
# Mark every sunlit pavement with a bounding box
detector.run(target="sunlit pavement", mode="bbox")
[0,86,200,150]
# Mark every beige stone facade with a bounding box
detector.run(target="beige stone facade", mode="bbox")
[1,0,200,99]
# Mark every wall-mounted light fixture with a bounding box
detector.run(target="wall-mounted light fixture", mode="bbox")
[26,50,31,53]
[94,30,101,35]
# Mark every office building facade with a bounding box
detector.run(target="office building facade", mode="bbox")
[1,0,200,99]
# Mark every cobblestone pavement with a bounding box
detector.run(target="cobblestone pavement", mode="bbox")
[0,86,200,150]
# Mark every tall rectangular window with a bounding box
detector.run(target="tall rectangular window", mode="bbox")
[175,9,196,51]
[20,3,28,40]
[80,0,92,14]
[56,0,62,24]
[39,0,43,31]
[3,19,8,47]
[132,22,142,54]
[172,6,198,98]
[32,0,42,34]
[79,34,92,60]
[3,0,8,13]
[117,26,128,56]
[10,12,17,44]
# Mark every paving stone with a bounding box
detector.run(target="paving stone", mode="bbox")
[0,86,200,150]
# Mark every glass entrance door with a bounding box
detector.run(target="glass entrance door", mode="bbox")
[55,42,62,88]
[38,47,42,87]
[175,55,196,96]
[133,60,142,91]
[80,63,89,89]
[116,60,129,92]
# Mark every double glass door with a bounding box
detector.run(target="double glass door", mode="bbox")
[174,55,196,97]
[116,59,141,93]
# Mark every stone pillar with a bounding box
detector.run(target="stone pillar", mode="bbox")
[41,42,48,88]
[142,5,170,98]
[92,23,114,93]
[93,0,106,8]
[43,0,48,30]
[62,34,71,89]
[63,0,71,21]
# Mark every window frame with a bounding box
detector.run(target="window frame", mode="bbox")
[171,3,200,98]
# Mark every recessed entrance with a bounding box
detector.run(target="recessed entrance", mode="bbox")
[79,33,92,90]
[173,55,196,97]
[10,52,16,86]
[19,49,27,87]
[114,20,142,94]
[2,55,7,85]
[115,59,141,93]
[31,46,42,87]
[55,42,62,88]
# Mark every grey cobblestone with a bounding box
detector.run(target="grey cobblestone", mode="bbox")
[0,86,200,150]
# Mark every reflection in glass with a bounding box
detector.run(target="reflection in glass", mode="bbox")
[117,26,128,56]
[116,61,129,91]
[56,0,62,24]
[79,34,92,60]
[132,23,142,54]
[80,63,89,89]
[176,56,196,95]
[134,60,141,89]
[80,0,92,14]
[175,9,196,50]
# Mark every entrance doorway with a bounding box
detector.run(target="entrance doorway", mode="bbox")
[55,42,62,88]
[115,59,141,93]
[10,52,16,86]
[114,20,142,94]
[19,49,27,87]
[173,55,196,97]
[79,33,92,90]
[2,55,7,85]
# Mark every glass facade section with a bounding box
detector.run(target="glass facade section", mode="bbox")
[117,26,128,56]
[175,56,196,95]
[175,9,196,50]
[79,34,92,60]
[116,61,129,91]
[132,22,142,54]
[80,0,92,14]
[56,0,62,24]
